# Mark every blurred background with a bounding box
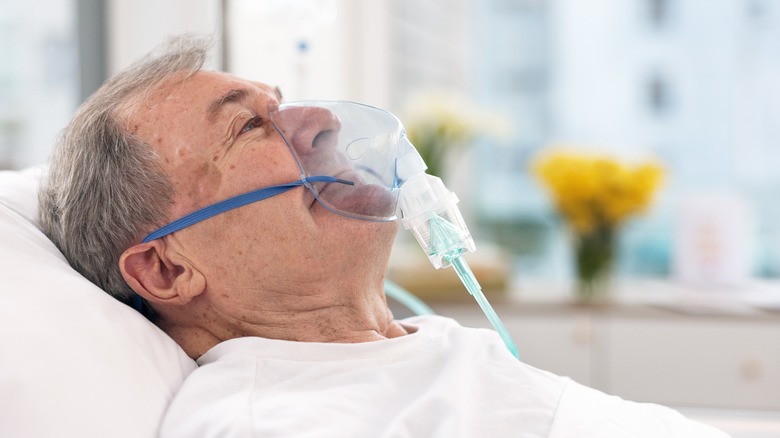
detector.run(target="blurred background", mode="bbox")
[3,0,780,283]
[2,0,780,432]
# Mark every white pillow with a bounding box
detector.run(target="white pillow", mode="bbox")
[0,167,197,438]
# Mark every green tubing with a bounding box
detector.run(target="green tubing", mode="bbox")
[450,255,520,359]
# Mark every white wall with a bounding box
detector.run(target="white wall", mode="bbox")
[106,0,475,111]
[106,0,395,107]
[107,0,223,73]
[225,0,392,106]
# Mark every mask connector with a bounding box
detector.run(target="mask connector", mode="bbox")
[398,173,475,269]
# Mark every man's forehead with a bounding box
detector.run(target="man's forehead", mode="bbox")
[154,71,279,105]
[122,71,280,131]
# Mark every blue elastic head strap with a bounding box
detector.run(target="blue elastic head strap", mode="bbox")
[131,175,353,316]
[141,175,353,243]
[131,294,148,315]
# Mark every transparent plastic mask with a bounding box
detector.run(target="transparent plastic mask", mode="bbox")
[270,100,420,222]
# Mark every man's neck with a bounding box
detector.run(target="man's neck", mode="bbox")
[160,280,409,359]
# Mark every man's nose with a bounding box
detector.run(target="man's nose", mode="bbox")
[280,106,341,158]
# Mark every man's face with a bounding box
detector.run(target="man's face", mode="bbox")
[126,71,397,308]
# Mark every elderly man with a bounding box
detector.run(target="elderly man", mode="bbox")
[39,36,726,437]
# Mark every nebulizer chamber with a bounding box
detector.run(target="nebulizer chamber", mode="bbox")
[395,137,519,359]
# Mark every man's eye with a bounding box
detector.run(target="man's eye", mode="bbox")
[240,116,264,135]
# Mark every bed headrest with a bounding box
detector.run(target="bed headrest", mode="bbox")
[0,167,197,438]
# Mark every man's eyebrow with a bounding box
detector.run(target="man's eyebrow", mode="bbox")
[207,88,250,123]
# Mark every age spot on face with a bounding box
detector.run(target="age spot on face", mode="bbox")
[182,160,226,207]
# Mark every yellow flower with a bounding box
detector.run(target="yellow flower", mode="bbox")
[532,149,664,234]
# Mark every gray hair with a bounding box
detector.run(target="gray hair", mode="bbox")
[39,35,211,303]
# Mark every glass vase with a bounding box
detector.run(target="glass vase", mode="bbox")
[573,224,616,303]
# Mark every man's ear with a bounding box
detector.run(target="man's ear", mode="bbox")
[119,240,206,306]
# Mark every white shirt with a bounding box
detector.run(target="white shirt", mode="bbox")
[160,315,728,437]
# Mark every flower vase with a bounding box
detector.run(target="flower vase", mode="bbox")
[573,225,616,303]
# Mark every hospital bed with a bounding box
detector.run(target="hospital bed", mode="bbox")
[1,166,777,437]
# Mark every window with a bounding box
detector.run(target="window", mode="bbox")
[0,0,81,169]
